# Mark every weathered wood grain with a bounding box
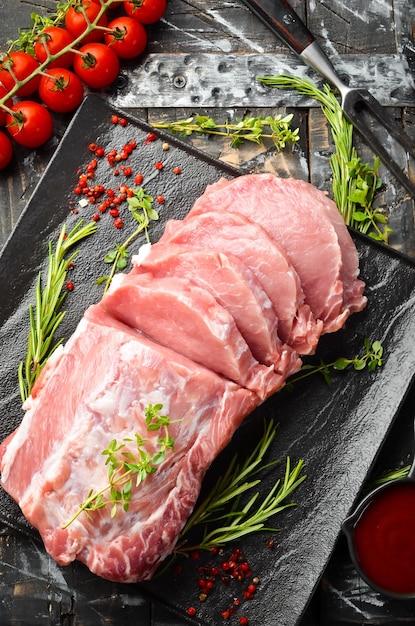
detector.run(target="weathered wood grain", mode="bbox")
[110,52,415,108]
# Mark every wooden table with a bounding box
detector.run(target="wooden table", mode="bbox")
[1,1,415,624]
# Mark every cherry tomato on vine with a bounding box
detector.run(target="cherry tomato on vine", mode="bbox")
[104,16,147,59]
[38,68,84,113]
[0,131,13,169]
[0,84,13,126]
[65,0,108,44]
[124,0,167,25]
[74,43,120,89]
[0,51,40,97]
[34,26,75,69]
[6,101,53,148]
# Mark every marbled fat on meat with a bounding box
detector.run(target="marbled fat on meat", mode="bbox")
[0,305,258,582]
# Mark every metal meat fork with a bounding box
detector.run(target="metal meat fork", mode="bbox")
[242,0,415,198]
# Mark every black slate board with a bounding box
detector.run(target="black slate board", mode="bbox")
[1,94,415,626]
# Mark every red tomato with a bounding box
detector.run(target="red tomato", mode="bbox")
[65,0,108,44]
[6,101,53,148]
[124,0,167,24]
[0,84,13,126]
[38,68,84,113]
[0,130,13,169]
[34,26,75,69]
[74,43,120,89]
[0,51,40,97]
[104,16,147,59]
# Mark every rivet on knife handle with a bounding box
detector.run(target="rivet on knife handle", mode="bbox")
[241,0,314,54]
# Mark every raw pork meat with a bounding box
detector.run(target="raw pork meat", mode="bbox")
[0,172,367,585]
[131,243,301,378]
[188,174,367,332]
[101,272,285,400]
[158,211,323,355]
[0,305,258,583]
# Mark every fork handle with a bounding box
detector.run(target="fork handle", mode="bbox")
[241,0,314,54]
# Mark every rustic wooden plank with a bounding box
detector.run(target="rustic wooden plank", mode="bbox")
[308,0,396,54]
[110,52,415,109]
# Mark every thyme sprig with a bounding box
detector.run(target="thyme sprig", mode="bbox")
[63,403,177,528]
[258,75,389,242]
[175,419,306,554]
[287,338,384,389]
[152,113,300,150]
[98,187,158,292]
[17,220,97,403]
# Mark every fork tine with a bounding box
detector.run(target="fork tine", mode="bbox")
[343,89,415,197]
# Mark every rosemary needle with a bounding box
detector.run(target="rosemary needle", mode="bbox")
[18,220,97,402]
[175,419,306,554]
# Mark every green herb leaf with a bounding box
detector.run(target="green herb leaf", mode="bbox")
[18,220,97,402]
[62,404,176,528]
[257,74,389,242]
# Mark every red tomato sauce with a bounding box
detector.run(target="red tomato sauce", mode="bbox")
[353,482,415,595]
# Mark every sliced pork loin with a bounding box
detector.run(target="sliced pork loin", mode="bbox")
[0,172,367,586]
[188,174,367,332]
[101,272,285,401]
[158,211,323,355]
[0,305,259,583]
[131,243,301,378]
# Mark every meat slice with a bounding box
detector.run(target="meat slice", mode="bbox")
[0,304,259,583]
[131,243,301,378]
[187,173,366,332]
[158,211,322,355]
[101,272,284,400]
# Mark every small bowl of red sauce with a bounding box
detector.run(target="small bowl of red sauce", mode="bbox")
[342,475,415,598]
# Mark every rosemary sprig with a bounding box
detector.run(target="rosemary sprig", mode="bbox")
[175,419,306,554]
[367,465,411,490]
[286,338,384,389]
[18,220,97,403]
[98,187,158,292]
[152,113,300,150]
[62,403,177,528]
[258,75,389,242]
